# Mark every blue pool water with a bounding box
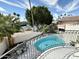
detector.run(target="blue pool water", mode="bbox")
[34,35,65,52]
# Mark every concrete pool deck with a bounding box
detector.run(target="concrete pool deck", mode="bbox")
[37,46,79,59]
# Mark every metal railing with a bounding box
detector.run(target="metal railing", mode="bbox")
[0,33,68,59]
[66,30,79,34]
[0,33,49,59]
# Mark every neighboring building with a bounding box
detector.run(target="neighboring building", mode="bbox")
[58,16,79,30]
[52,20,58,24]
[20,21,32,31]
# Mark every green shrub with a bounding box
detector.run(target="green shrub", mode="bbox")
[42,23,58,33]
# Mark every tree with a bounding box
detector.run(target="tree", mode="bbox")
[13,12,16,15]
[0,13,21,47]
[0,14,7,42]
[25,6,53,30]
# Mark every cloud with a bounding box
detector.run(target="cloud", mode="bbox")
[16,1,27,9]
[64,0,79,12]
[17,0,34,9]
[41,0,58,6]
[54,13,58,17]
[0,0,24,8]
[22,1,30,9]
[73,6,79,11]
[40,0,64,12]
[0,7,6,12]
[0,7,9,16]
[22,0,34,9]
[55,4,64,12]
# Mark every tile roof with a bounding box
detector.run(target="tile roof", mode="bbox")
[59,16,79,22]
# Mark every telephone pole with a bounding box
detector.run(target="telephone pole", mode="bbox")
[28,0,35,31]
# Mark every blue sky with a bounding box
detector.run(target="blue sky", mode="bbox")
[0,0,79,21]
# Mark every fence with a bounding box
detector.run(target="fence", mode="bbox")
[0,33,48,59]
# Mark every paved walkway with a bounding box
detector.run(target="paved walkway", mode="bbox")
[12,31,42,44]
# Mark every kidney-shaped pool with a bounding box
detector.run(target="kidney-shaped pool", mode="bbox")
[34,35,65,52]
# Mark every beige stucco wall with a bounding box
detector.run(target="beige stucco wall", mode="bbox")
[59,34,77,43]
[0,39,8,56]
[65,24,79,30]
[58,24,66,29]
[58,21,79,30]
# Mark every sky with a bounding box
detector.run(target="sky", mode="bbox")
[0,0,79,21]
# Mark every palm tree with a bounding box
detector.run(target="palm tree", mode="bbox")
[0,13,21,48]
[17,14,20,17]
[0,32,5,42]
[0,14,6,42]
[13,12,16,16]
[6,14,21,47]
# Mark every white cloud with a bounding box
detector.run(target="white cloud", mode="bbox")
[22,2,30,9]
[16,1,27,9]
[53,13,58,20]
[40,0,64,12]
[0,0,24,8]
[0,7,6,12]
[73,6,79,11]
[55,4,64,12]
[17,0,34,9]
[64,0,79,12]
[22,0,34,9]
[41,0,58,6]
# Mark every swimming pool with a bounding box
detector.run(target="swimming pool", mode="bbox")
[34,35,65,52]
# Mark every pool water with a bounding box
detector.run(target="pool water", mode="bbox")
[34,35,65,52]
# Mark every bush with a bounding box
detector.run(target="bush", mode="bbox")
[42,23,58,33]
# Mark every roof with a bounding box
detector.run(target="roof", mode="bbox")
[59,16,79,22]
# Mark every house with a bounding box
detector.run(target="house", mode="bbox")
[20,21,32,31]
[58,16,79,31]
